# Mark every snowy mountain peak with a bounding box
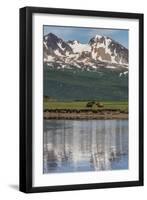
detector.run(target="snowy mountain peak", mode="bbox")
[89,35,128,64]
[43,32,128,71]
[43,32,73,59]
[95,34,103,39]
[89,35,111,44]
[74,40,79,44]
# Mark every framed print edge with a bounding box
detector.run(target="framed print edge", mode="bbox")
[19,7,33,193]
[19,6,144,193]
[138,13,144,187]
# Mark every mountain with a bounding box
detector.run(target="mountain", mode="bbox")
[43,33,128,72]
[43,33,73,58]
[89,35,128,64]
[43,33,128,101]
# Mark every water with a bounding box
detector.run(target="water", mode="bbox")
[43,120,128,173]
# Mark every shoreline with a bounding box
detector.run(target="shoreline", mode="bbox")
[44,110,128,120]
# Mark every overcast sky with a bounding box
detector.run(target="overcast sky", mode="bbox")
[44,25,128,48]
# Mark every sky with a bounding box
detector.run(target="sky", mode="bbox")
[44,26,129,48]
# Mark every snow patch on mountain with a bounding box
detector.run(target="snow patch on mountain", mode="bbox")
[95,34,103,39]
[68,41,91,53]
[54,49,62,56]
[119,71,128,77]
[106,66,116,69]
[44,55,54,62]
[57,42,65,51]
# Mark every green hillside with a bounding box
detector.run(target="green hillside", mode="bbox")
[43,67,128,101]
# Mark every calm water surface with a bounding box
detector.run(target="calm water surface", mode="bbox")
[43,120,128,173]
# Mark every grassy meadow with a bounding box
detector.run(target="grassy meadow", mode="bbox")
[44,100,128,112]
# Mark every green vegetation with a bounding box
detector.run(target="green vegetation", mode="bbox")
[44,100,128,112]
[43,66,128,113]
[43,67,128,101]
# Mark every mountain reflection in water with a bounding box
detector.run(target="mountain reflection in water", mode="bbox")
[43,120,128,173]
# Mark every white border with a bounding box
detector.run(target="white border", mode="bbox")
[32,13,139,187]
